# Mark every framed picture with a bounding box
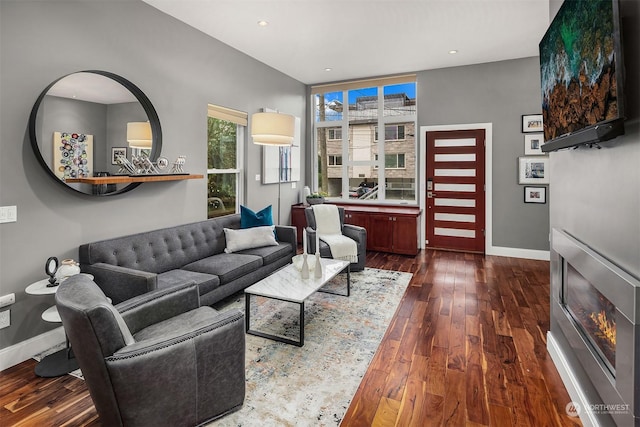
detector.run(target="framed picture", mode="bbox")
[111,147,127,165]
[524,133,545,155]
[524,186,546,204]
[522,114,543,133]
[518,156,549,184]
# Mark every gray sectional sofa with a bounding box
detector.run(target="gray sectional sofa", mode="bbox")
[79,214,296,305]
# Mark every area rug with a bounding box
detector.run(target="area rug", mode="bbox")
[35,267,412,426]
[209,267,412,426]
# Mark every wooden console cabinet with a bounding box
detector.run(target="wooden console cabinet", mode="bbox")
[291,203,421,256]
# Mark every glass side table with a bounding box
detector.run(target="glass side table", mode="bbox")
[25,275,92,377]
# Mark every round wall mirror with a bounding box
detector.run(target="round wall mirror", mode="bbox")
[29,70,162,196]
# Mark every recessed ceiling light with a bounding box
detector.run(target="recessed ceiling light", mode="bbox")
[449,50,458,54]
[324,68,332,72]
[257,20,269,27]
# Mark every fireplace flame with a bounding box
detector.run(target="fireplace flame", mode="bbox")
[590,310,616,347]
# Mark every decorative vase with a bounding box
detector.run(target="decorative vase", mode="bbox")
[306,196,324,205]
[301,253,310,279]
[314,252,323,278]
[55,259,81,282]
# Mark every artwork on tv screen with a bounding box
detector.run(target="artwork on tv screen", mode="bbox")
[539,0,624,144]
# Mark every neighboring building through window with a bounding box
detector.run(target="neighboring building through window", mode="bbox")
[328,155,342,166]
[312,75,417,202]
[328,128,342,140]
[207,104,246,218]
[375,125,406,141]
[374,153,406,169]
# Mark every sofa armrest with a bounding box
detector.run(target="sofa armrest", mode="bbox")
[82,263,158,305]
[275,225,297,254]
[116,282,200,335]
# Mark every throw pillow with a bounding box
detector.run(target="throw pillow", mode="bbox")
[240,205,273,229]
[224,226,278,253]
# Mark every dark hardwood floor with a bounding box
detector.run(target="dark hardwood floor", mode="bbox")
[1,250,581,426]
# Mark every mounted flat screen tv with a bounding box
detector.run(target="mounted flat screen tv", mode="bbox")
[539,0,625,152]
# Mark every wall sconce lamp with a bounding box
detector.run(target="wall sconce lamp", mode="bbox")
[250,112,295,146]
[127,122,152,149]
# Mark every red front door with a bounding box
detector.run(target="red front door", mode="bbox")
[426,129,486,253]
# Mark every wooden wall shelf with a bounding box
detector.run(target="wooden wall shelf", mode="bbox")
[65,174,204,185]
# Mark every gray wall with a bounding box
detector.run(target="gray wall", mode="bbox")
[548,0,640,276]
[0,0,306,349]
[417,57,550,251]
[548,0,640,416]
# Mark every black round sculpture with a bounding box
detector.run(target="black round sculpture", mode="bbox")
[45,256,59,287]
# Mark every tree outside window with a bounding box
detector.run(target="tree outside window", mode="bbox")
[207,105,246,218]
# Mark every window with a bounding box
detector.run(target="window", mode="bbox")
[328,128,342,140]
[374,153,406,169]
[375,125,406,141]
[207,104,246,218]
[312,75,416,202]
[328,155,342,166]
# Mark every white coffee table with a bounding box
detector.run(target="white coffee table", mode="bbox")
[244,257,350,347]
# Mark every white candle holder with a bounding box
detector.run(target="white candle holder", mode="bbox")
[314,251,322,278]
[301,253,310,279]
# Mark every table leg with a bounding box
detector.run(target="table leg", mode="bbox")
[245,293,305,347]
[318,264,351,297]
[34,335,78,378]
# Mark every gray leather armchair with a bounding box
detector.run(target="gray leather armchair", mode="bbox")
[55,274,245,427]
[305,206,367,272]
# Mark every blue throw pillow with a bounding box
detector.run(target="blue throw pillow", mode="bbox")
[240,205,274,229]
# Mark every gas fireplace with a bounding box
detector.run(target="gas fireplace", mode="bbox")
[549,229,640,426]
[564,264,616,374]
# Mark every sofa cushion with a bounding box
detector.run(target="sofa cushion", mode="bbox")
[157,270,220,295]
[240,205,273,229]
[183,253,263,285]
[239,242,293,265]
[223,226,278,253]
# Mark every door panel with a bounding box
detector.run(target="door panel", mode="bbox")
[368,215,393,251]
[426,130,485,253]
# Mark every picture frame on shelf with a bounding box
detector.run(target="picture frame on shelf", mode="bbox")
[111,147,127,165]
[518,156,549,184]
[524,186,546,204]
[522,114,543,133]
[524,133,545,155]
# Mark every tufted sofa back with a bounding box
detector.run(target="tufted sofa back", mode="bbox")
[80,214,241,274]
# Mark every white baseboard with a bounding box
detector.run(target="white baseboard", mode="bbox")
[0,327,65,372]
[547,331,599,427]
[486,245,550,261]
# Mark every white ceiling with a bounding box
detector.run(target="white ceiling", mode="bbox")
[142,0,550,85]
[48,72,138,104]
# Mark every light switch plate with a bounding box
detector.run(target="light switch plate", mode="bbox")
[0,206,17,223]
[0,310,10,329]
[0,293,15,308]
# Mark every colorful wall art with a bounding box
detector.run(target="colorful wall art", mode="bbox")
[53,132,93,181]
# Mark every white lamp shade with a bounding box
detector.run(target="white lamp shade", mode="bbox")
[251,112,295,146]
[127,122,152,149]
